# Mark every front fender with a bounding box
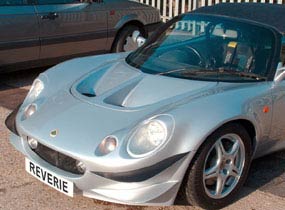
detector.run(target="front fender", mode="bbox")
[167,82,273,155]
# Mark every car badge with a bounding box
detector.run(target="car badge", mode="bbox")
[50,129,58,138]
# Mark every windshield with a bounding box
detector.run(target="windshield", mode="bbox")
[126,14,276,82]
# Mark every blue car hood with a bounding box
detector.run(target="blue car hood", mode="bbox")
[17,59,218,158]
[71,60,217,108]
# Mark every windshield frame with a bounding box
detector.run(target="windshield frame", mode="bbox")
[126,13,282,82]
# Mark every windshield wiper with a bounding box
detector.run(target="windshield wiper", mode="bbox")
[157,67,266,81]
[158,68,215,76]
[217,68,267,81]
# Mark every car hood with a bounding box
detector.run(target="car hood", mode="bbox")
[17,59,218,160]
[71,60,218,108]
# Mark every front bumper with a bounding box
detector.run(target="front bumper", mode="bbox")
[9,129,194,206]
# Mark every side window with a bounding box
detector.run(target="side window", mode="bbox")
[0,0,26,5]
[37,0,81,4]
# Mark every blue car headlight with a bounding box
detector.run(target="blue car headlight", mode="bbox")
[24,103,37,119]
[99,136,118,155]
[22,78,45,120]
[127,115,174,158]
[29,79,44,99]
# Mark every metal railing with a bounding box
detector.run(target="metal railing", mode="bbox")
[139,0,284,22]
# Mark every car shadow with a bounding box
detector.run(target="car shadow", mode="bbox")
[0,83,28,111]
[243,150,285,197]
[0,68,46,111]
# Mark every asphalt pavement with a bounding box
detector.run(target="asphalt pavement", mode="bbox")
[1,68,285,210]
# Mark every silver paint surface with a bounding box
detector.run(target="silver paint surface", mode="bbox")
[8,46,285,205]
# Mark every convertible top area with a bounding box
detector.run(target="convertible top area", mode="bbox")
[194,3,285,34]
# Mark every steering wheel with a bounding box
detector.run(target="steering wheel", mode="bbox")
[185,46,206,67]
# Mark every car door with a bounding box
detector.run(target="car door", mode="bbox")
[35,0,108,60]
[270,38,285,143]
[0,0,39,68]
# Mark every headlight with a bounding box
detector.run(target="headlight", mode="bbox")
[27,137,38,149]
[29,79,44,98]
[24,104,37,118]
[75,161,86,174]
[99,136,118,155]
[127,116,173,158]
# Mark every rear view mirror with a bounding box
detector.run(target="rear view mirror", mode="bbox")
[132,30,146,47]
[212,25,238,39]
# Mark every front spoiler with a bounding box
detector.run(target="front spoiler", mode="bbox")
[9,132,194,205]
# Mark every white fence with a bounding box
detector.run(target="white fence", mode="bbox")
[139,0,284,22]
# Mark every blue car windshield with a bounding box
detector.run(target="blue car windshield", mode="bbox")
[126,14,276,82]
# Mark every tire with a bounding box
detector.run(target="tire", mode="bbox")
[112,25,142,53]
[178,123,252,209]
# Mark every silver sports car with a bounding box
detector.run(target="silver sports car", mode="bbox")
[6,3,285,209]
[0,0,161,72]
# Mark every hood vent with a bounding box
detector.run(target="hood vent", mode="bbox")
[72,60,218,108]
[103,79,142,107]
[75,62,141,99]
[82,93,96,97]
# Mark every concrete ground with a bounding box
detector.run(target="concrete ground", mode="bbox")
[1,68,285,210]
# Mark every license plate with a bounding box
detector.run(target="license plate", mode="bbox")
[25,157,74,197]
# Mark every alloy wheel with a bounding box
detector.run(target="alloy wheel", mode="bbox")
[123,33,138,52]
[203,133,245,199]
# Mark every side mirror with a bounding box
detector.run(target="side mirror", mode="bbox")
[274,63,285,83]
[132,30,146,47]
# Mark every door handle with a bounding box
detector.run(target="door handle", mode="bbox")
[41,12,59,20]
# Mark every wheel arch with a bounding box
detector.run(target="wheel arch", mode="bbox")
[177,118,256,208]
[116,20,146,36]
[111,20,146,52]
[228,119,257,155]
[193,119,257,160]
